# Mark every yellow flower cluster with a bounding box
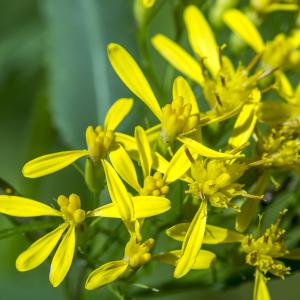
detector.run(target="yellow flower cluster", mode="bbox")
[0,2,300,300]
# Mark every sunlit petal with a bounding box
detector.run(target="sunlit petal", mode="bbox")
[109,145,140,193]
[0,195,61,217]
[22,150,88,178]
[184,5,220,76]
[104,98,133,131]
[102,160,134,221]
[178,136,240,159]
[163,145,192,184]
[90,196,170,219]
[107,43,162,120]
[16,223,68,271]
[223,9,265,53]
[151,34,204,86]
[174,199,207,278]
[49,225,76,287]
[85,260,128,290]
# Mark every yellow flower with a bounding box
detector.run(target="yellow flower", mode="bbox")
[22,98,135,179]
[223,9,300,70]
[107,42,243,162]
[87,160,171,240]
[109,126,194,197]
[151,5,264,127]
[85,235,154,290]
[241,210,300,300]
[0,193,86,287]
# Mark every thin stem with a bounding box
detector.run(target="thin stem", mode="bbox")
[73,162,85,177]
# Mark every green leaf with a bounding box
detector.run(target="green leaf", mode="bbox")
[41,0,137,148]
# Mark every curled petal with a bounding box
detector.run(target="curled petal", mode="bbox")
[223,9,265,53]
[104,98,133,131]
[16,223,68,271]
[107,43,162,120]
[152,34,204,86]
[174,199,207,278]
[49,225,76,287]
[0,196,61,217]
[22,150,88,178]
[85,260,128,290]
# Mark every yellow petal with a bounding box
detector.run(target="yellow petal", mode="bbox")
[132,196,171,218]
[153,249,215,269]
[151,34,204,86]
[166,223,244,244]
[275,71,294,101]
[184,5,220,76]
[104,98,133,131]
[152,151,169,174]
[22,150,88,178]
[90,196,171,219]
[228,103,258,149]
[174,199,207,278]
[223,9,265,53]
[0,195,61,217]
[85,260,128,290]
[50,225,75,287]
[163,145,192,184]
[135,126,153,178]
[102,160,134,221]
[178,136,240,159]
[107,43,162,120]
[109,145,140,193]
[173,76,200,114]
[16,223,68,271]
[253,270,271,300]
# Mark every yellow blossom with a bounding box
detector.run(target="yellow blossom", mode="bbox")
[0,193,86,287]
[152,5,264,127]
[85,235,155,290]
[22,98,135,180]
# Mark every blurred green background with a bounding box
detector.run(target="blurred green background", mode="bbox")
[1,0,300,299]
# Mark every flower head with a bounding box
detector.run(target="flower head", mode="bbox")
[0,194,86,287]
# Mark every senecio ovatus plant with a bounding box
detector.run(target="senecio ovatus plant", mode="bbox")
[1,2,300,300]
